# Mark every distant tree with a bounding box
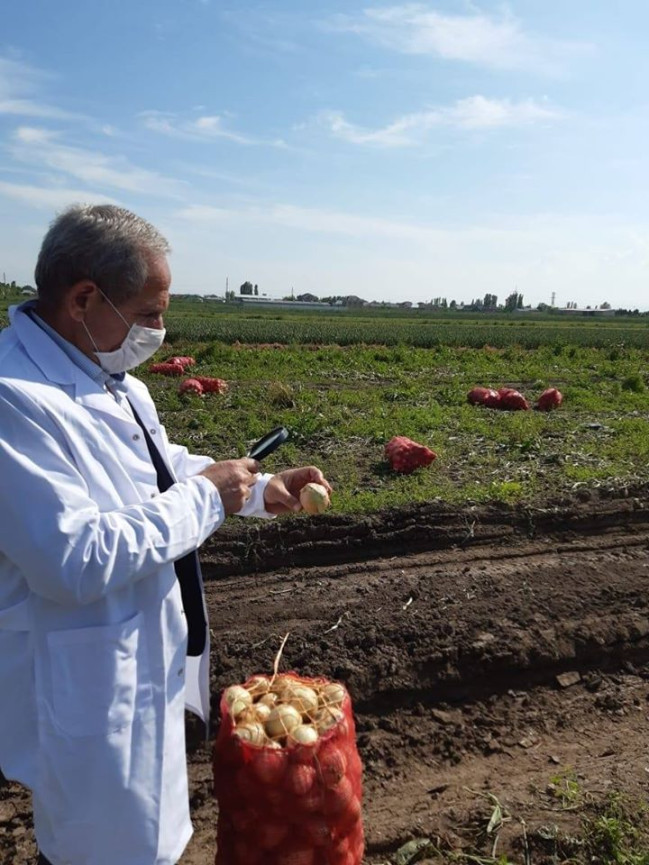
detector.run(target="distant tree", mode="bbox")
[240,281,253,295]
[600,301,611,309]
[225,290,236,301]
[505,291,523,311]
[483,293,498,309]
[449,299,457,309]
[254,284,259,296]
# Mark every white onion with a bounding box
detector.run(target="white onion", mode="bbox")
[254,703,272,723]
[319,683,346,708]
[299,482,330,515]
[230,697,251,720]
[224,685,252,708]
[290,685,318,717]
[245,675,271,698]
[313,706,344,733]
[289,724,319,746]
[259,692,278,708]
[234,722,266,745]
[265,704,302,739]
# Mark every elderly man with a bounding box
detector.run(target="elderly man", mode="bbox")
[0,205,331,865]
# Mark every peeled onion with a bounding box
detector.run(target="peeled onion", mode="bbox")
[246,675,271,698]
[224,685,252,709]
[231,697,252,720]
[320,682,346,708]
[234,722,266,745]
[313,706,344,733]
[270,675,295,699]
[251,747,287,786]
[289,724,319,746]
[265,704,302,739]
[290,686,318,716]
[299,482,330,515]
[253,703,272,723]
[318,745,347,787]
[324,776,354,817]
[285,762,316,796]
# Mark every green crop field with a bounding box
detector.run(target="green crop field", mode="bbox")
[3,291,649,512]
[162,299,649,350]
[147,337,649,513]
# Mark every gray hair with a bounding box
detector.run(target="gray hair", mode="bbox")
[35,204,171,306]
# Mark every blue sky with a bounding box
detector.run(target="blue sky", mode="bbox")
[1,1,648,308]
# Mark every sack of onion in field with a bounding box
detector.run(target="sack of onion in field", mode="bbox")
[385,435,436,474]
[466,386,500,408]
[536,387,563,411]
[213,673,364,865]
[497,387,530,411]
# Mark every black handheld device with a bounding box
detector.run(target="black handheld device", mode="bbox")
[246,426,289,460]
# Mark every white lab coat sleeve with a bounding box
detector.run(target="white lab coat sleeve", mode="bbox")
[0,387,225,606]
[235,472,276,519]
[165,441,214,479]
[162,428,276,519]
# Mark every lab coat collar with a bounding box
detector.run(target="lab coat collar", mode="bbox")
[10,303,138,426]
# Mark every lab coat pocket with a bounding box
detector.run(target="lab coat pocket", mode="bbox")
[48,613,146,738]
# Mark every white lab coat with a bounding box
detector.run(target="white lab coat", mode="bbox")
[0,305,273,865]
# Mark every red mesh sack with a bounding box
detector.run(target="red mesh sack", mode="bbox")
[148,362,184,376]
[467,387,500,408]
[168,355,196,368]
[497,387,530,411]
[384,435,436,474]
[193,376,229,394]
[536,387,563,411]
[213,674,364,865]
[179,378,204,396]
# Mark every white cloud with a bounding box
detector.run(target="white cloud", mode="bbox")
[328,6,593,75]
[9,126,185,198]
[0,181,117,210]
[0,55,83,121]
[140,110,286,148]
[175,200,494,245]
[317,96,561,147]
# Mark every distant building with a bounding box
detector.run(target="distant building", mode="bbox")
[237,296,339,310]
[556,307,615,317]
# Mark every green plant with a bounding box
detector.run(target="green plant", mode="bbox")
[621,372,645,393]
[548,769,582,809]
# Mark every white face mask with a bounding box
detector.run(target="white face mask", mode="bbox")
[83,290,166,375]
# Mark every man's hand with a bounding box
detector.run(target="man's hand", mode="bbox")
[263,466,333,515]
[199,458,261,515]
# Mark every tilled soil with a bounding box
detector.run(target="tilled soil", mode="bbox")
[2,493,649,864]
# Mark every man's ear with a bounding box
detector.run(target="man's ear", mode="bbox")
[66,280,100,322]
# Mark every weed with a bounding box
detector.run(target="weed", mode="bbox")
[548,768,582,809]
[621,373,645,393]
[582,793,649,865]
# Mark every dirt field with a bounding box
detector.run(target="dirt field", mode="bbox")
[2,491,649,863]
